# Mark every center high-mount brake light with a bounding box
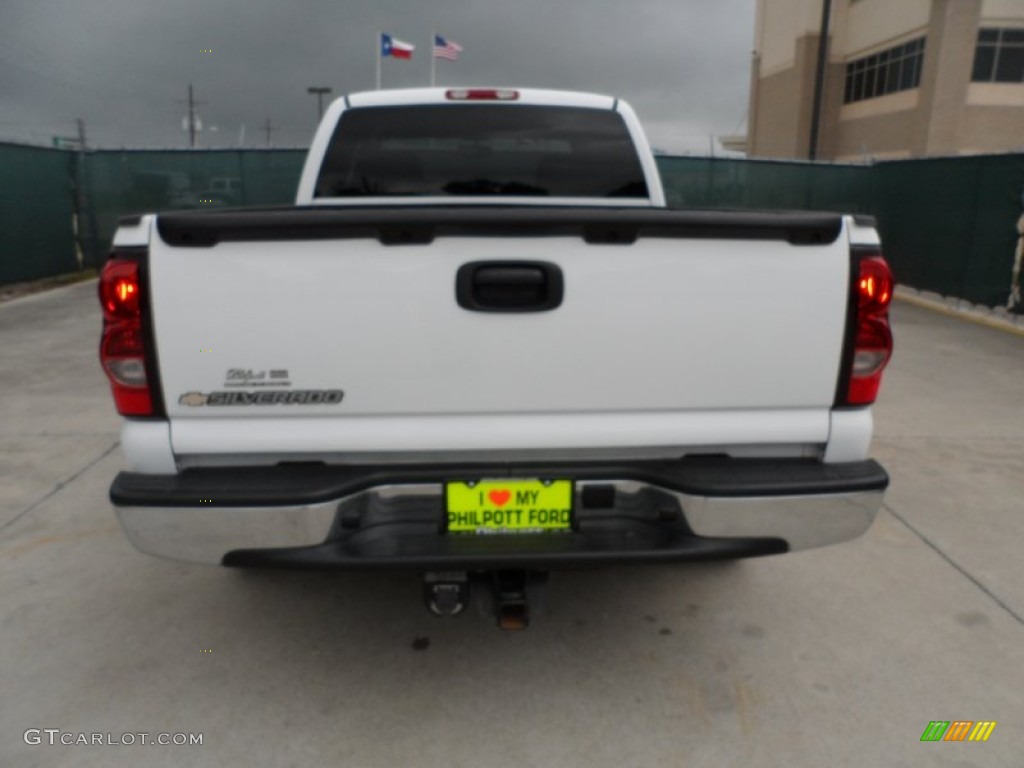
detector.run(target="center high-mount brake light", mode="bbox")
[445,88,519,101]
[99,255,154,416]
[844,254,894,406]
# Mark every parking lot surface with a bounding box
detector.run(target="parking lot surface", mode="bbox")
[2,281,1022,767]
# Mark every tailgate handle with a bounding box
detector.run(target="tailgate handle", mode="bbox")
[456,261,564,312]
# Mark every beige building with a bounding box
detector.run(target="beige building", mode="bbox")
[747,0,1024,161]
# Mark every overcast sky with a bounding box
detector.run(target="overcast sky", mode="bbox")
[0,0,757,152]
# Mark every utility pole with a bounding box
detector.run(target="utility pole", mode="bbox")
[262,116,274,147]
[307,87,332,122]
[188,84,197,147]
[179,84,207,148]
[71,118,99,271]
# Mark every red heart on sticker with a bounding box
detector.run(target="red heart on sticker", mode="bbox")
[488,490,511,507]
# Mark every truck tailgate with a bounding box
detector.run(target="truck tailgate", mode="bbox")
[147,207,850,457]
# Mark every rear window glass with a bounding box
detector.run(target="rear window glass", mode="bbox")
[314,104,648,199]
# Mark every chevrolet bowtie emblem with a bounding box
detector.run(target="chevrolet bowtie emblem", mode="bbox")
[178,392,209,407]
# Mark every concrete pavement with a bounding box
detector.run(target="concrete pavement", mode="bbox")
[1,281,1021,767]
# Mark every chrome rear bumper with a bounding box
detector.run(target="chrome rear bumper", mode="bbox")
[111,460,886,567]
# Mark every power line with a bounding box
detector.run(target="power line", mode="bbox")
[731,106,749,136]
[0,43,173,100]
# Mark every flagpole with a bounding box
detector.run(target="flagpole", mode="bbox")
[375,32,382,90]
[430,28,436,87]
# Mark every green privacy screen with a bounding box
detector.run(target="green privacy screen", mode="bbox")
[83,149,307,268]
[657,156,874,214]
[0,143,78,284]
[658,153,1023,310]
[2,144,1022,311]
[871,154,1024,309]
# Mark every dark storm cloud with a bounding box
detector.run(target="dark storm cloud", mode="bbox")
[0,0,755,150]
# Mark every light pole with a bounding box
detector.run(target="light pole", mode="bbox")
[307,87,332,122]
[808,0,833,161]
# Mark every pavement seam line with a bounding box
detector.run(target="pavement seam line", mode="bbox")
[0,441,120,533]
[883,503,1024,627]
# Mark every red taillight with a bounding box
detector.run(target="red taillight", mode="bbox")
[845,254,894,406]
[99,259,141,318]
[99,256,154,416]
[857,256,893,312]
[445,88,519,101]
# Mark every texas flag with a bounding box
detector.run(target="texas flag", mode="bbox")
[381,34,415,60]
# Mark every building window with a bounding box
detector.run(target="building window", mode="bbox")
[843,38,926,104]
[972,28,1024,83]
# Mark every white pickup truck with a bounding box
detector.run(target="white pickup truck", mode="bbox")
[99,87,893,626]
